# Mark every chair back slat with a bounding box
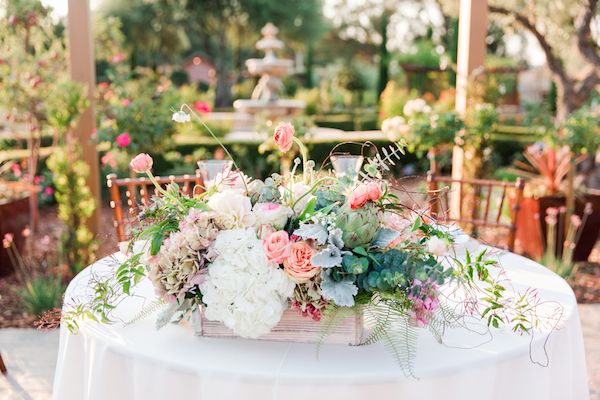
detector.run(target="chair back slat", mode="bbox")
[106,171,203,242]
[426,172,525,251]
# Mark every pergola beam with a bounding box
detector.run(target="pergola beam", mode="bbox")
[67,0,101,236]
[451,0,488,217]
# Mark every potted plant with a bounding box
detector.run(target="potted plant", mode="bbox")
[0,178,39,276]
[513,109,600,261]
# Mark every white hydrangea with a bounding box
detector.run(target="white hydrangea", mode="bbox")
[200,228,294,338]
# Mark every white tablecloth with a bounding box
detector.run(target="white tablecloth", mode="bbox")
[53,248,589,400]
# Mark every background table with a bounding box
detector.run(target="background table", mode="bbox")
[53,247,589,400]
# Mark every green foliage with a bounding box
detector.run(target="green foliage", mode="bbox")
[560,109,600,155]
[18,275,64,316]
[361,299,418,376]
[46,146,97,274]
[379,82,419,120]
[406,110,464,156]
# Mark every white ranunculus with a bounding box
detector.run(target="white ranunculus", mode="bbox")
[200,228,294,338]
[253,202,292,230]
[426,236,449,256]
[207,190,256,229]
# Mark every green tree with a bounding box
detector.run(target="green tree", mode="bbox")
[441,0,600,122]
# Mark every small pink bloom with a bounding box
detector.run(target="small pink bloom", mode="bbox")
[129,153,153,173]
[121,98,131,107]
[348,185,370,209]
[115,132,131,148]
[110,53,127,63]
[44,187,54,196]
[33,175,42,184]
[2,233,14,248]
[570,215,582,228]
[546,207,559,217]
[273,122,294,153]
[194,101,212,113]
[10,163,22,177]
[365,181,382,202]
[283,241,318,283]
[101,152,117,169]
[263,230,291,264]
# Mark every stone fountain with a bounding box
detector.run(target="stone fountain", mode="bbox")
[231,23,305,133]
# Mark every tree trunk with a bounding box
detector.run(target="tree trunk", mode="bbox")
[214,71,232,108]
[376,9,390,99]
[214,24,232,108]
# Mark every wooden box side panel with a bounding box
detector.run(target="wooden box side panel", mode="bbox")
[200,307,364,345]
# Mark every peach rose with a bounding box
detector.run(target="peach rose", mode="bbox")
[284,241,318,283]
[129,153,153,173]
[263,230,291,264]
[348,182,382,209]
[366,181,382,201]
[273,122,294,153]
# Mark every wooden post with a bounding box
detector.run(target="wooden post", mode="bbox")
[67,0,100,236]
[450,0,488,218]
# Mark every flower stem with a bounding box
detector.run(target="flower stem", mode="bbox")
[291,176,338,211]
[293,136,309,184]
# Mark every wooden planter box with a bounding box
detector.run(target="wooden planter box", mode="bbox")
[516,194,600,262]
[198,306,364,345]
[0,194,31,276]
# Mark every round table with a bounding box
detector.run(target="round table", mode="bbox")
[53,247,589,400]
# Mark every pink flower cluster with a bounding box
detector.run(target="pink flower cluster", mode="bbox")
[348,181,382,209]
[407,279,440,327]
[291,301,322,321]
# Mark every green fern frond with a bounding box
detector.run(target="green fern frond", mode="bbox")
[316,304,360,356]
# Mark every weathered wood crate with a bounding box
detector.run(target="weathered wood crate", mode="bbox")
[197,306,364,345]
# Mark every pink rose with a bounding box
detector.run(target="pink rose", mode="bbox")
[263,230,291,264]
[129,153,153,173]
[348,182,382,209]
[348,185,369,209]
[366,181,382,201]
[121,98,131,107]
[283,241,318,283]
[115,132,131,147]
[194,101,212,113]
[273,122,294,153]
[44,187,54,196]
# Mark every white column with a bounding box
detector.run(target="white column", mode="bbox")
[451,0,488,217]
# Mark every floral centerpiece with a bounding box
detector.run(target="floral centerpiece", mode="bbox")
[65,105,552,374]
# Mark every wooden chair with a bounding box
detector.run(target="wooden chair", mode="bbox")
[426,172,525,251]
[107,172,203,242]
[0,353,7,375]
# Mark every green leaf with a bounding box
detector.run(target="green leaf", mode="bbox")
[150,233,164,255]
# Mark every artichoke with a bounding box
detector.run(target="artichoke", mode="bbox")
[336,203,380,248]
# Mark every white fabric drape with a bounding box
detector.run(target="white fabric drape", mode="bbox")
[53,248,589,400]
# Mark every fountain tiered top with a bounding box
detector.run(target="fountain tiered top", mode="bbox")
[232,23,304,128]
